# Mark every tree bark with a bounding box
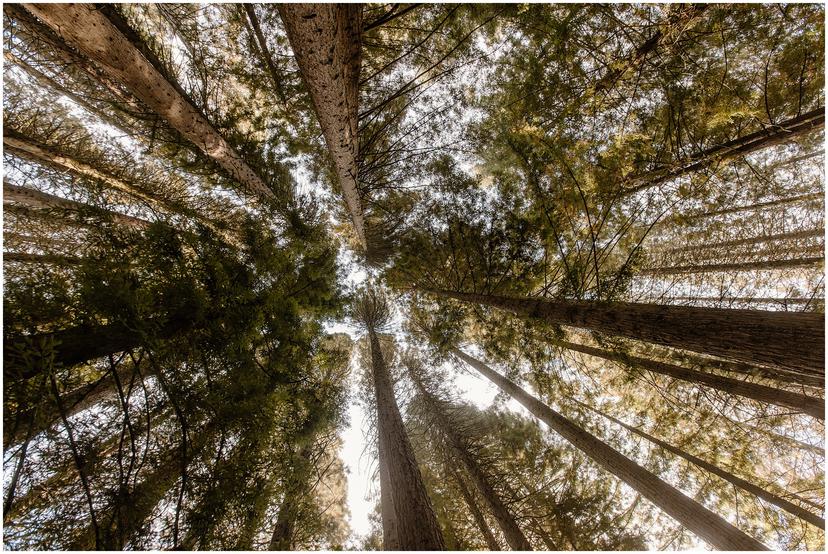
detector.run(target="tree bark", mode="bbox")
[4,181,150,229]
[410,373,532,550]
[684,193,823,221]
[554,339,824,419]
[424,288,824,376]
[378,447,400,549]
[268,446,312,550]
[4,317,189,381]
[621,108,825,196]
[574,399,825,528]
[667,228,824,253]
[21,3,276,204]
[451,348,769,551]
[368,329,445,550]
[278,4,367,249]
[642,256,823,275]
[451,469,501,551]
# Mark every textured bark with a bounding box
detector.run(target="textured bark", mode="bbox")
[668,228,824,253]
[425,288,824,375]
[279,4,367,249]
[621,108,825,196]
[22,3,275,204]
[378,442,400,549]
[451,470,501,551]
[410,374,531,550]
[452,348,769,551]
[555,340,824,419]
[684,193,823,221]
[4,252,81,266]
[4,181,150,229]
[368,329,445,550]
[642,256,823,275]
[4,318,189,381]
[576,400,825,528]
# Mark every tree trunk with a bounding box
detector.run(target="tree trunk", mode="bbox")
[554,339,824,419]
[378,448,400,550]
[642,256,823,275]
[621,108,825,196]
[574,399,825,528]
[268,446,312,550]
[451,348,769,551]
[667,228,824,253]
[21,3,276,204]
[278,4,367,249]
[451,469,501,551]
[4,181,150,229]
[4,317,189,381]
[243,4,287,105]
[368,329,445,550]
[683,193,823,221]
[424,288,824,376]
[410,373,532,550]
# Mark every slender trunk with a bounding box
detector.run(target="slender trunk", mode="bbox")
[642,256,823,275]
[410,373,531,550]
[574,399,825,528]
[279,4,367,249]
[667,228,824,253]
[621,108,825,196]
[368,329,445,550]
[4,181,151,229]
[4,317,189,381]
[243,5,287,105]
[451,469,501,551]
[451,348,769,551]
[424,288,824,375]
[555,339,824,419]
[4,252,81,266]
[664,296,819,306]
[22,4,275,204]
[684,192,823,221]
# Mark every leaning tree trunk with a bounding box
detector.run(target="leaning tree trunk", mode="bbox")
[451,348,769,551]
[411,374,532,550]
[279,4,367,249]
[450,468,501,551]
[684,192,823,221]
[368,328,445,550]
[21,3,276,204]
[4,181,151,230]
[641,256,823,275]
[666,228,824,254]
[424,288,824,375]
[553,339,824,419]
[4,317,189,381]
[573,399,825,528]
[621,108,825,196]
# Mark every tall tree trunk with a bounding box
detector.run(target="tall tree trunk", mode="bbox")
[666,228,824,253]
[451,348,769,551]
[450,468,501,551]
[4,180,151,229]
[573,399,825,528]
[642,256,823,275]
[410,373,532,550]
[378,448,400,550]
[553,339,824,419]
[4,317,189,381]
[621,108,825,196]
[242,4,287,105]
[424,288,824,375]
[278,4,367,249]
[21,3,276,204]
[684,193,823,221]
[368,328,445,550]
